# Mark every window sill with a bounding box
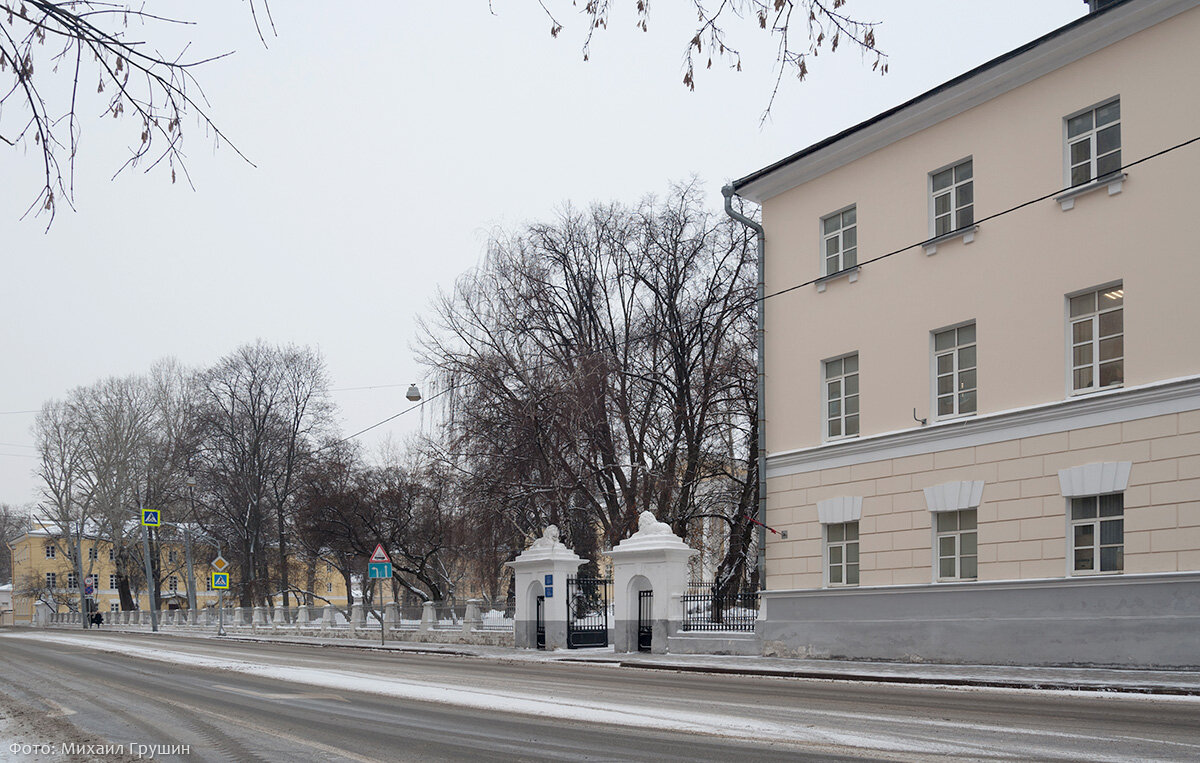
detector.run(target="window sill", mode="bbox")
[922,225,977,255]
[1069,383,1123,398]
[815,266,860,293]
[1055,172,1126,211]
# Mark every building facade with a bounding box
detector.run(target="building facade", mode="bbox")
[730,0,1200,666]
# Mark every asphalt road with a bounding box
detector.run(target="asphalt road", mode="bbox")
[1,630,1198,762]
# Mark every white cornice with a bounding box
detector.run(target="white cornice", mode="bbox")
[736,0,1200,204]
[767,376,1200,479]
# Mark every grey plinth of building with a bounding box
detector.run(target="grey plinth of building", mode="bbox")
[760,572,1200,668]
[506,525,586,650]
[608,511,698,654]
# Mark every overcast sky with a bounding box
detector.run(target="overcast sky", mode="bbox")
[0,1,1085,507]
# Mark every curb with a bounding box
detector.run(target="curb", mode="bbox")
[617,661,1200,696]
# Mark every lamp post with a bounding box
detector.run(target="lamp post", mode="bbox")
[183,475,198,613]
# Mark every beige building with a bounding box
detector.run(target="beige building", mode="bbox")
[729,0,1200,666]
[7,525,349,625]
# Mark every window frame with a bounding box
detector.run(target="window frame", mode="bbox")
[67,572,78,590]
[1066,282,1124,396]
[168,576,179,592]
[928,157,974,239]
[109,574,118,591]
[822,352,860,442]
[46,572,57,589]
[825,521,860,587]
[933,509,979,582]
[45,544,55,559]
[819,205,858,278]
[1063,97,1121,189]
[930,322,978,421]
[1067,493,1124,576]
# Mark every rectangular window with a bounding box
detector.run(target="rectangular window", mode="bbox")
[45,545,55,559]
[108,548,115,562]
[326,582,333,594]
[930,159,974,237]
[169,576,179,592]
[109,603,121,612]
[933,324,977,418]
[67,572,77,590]
[109,574,118,590]
[824,354,860,439]
[1066,99,1121,187]
[88,547,97,560]
[1069,284,1123,393]
[936,509,978,580]
[821,206,857,276]
[87,574,98,591]
[168,550,176,564]
[206,576,213,592]
[46,572,57,589]
[1071,494,1123,573]
[826,522,860,586]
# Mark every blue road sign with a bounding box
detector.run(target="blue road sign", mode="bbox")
[83,578,94,595]
[141,509,161,527]
[211,572,229,590]
[544,574,553,586]
[544,586,554,598]
[368,562,392,579]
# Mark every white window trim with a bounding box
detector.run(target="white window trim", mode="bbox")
[818,204,857,280]
[823,521,860,588]
[1064,493,1125,577]
[929,322,978,422]
[932,509,979,583]
[924,157,976,254]
[822,353,860,442]
[923,480,985,513]
[1060,96,1122,209]
[1065,281,1124,398]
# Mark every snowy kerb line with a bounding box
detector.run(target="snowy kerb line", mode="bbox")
[1,632,1185,761]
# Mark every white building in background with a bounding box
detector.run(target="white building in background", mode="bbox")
[728,0,1200,666]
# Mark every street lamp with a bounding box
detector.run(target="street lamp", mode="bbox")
[183,475,198,613]
[405,384,422,402]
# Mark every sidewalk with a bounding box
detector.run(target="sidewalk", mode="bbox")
[70,624,1200,697]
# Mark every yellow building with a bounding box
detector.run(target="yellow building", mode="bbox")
[7,524,350,625]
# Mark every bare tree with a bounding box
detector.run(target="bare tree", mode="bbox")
[0,503,28,584]
[0,2,271,226]
[538,0,886,115]
[32,397,91,619]
[420,181,759,588]
[194,341,332,608]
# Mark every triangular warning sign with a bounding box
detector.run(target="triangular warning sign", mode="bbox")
[369,544,390,563]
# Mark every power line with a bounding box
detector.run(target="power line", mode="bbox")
[329,134,1200,446]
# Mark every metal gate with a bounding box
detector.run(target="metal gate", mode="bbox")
[566,576,610,649]
[637,590,653,653]
[535,595,545,649]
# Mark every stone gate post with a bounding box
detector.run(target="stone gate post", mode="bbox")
[608,511,697,654]
[506,526,584,650]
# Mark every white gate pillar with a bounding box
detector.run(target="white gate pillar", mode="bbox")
[506,526,584,650]
[608,511,697,654]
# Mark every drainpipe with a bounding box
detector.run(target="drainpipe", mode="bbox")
[722,185,767,591]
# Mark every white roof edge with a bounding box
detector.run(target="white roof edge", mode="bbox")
[736,0,1200,204]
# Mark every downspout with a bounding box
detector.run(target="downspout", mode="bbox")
[721,185,767,591]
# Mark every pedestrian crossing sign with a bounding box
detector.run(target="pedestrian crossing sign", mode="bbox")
[141,509,161,527]
[211,572,229,590]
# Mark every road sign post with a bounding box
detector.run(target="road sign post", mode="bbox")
[140,506,159,633]
[212,554,229,637]
[367,544,392,646]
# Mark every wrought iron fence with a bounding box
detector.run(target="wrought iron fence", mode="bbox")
[680,583,758,632]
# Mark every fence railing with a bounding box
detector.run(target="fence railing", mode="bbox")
[680,583,759,632]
